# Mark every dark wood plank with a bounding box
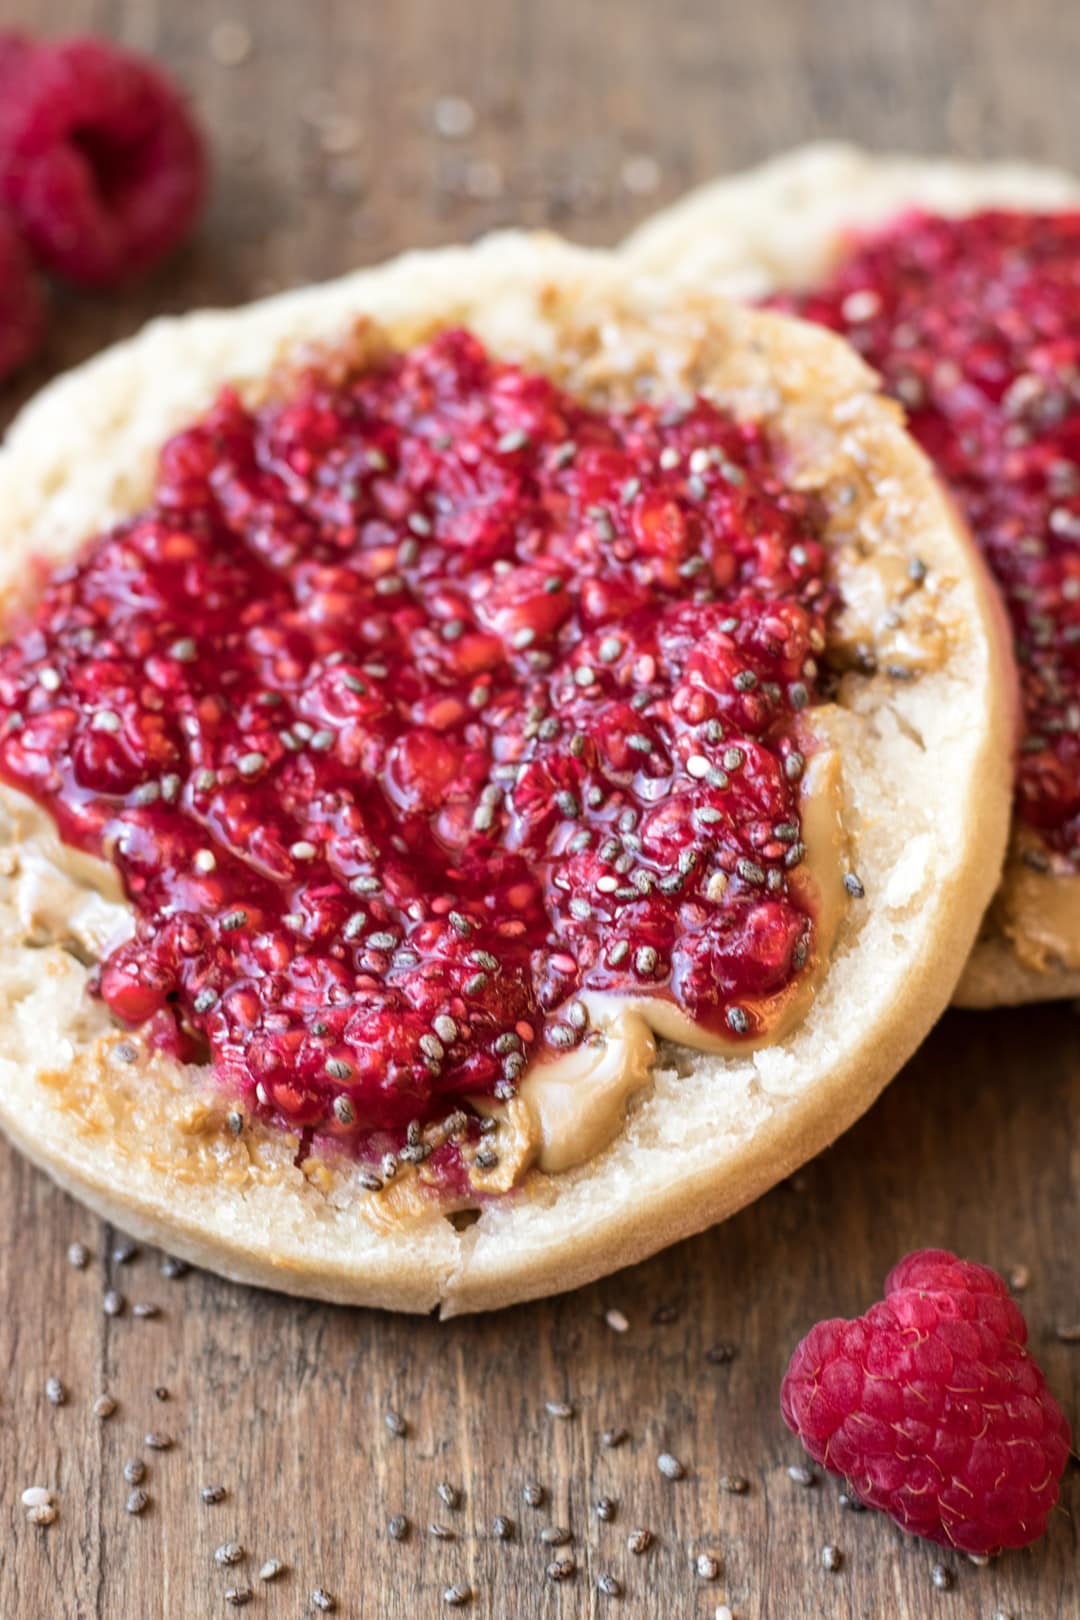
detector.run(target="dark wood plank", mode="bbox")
[0,2,1076,1616]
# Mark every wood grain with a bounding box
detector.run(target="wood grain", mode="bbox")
[0,2,1076,1616]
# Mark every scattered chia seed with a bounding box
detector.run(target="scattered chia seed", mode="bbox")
[384,1409,407,1437]
[726,1006,750,1035]
[706,1342,737,1365]
[326,1058,354,1082]
[843,872,865,898]
[605,1308,629,1333]
[123,1459,146,1485]
[718,1474,749,1493]
[787,1464,816,1486]
[201,1485,227,1504]
[540,1525,572,1546]
[545,1399,574,1419]
[627,1527,653,1555]
[126,1488,150,1516]
[657,1452,685,1480]
[103,1290,125,1317]
[492,1514,515,1540]
[443,1584,472,1607]
[522,1482,545,1508]
[215,1543,244,1567]
[92,1394,117,1419]
[132,1303,159,1319]
[634,945,658,977]
[597,1573,622,1597]
[259,1559,285,1580]
[697,1553,721,1580]
[45,1376,66,1407]
[144,1432,174,1451]
[226,1109,244,1136]
[67,1241,89,1269]
[388,1515,409,1542]
[821,1544,843,1571]
[28,1503,57,1526]
[429,1523,455,1540]
[595,1496,616,1522]
[311,1592,336,1613]
[1054,1323,1080,1341]
[224,1590,252,1608]
[931,1565,954,1591]
[837,1489,866,1511]
[601,1427,629,1448]
[1008,1263,1031,1291]
[436,1481,460,1510]
[546,1557,576,1582]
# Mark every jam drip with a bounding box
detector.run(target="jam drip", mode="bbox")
[774,209,1080,858]
[0,329,831,1147]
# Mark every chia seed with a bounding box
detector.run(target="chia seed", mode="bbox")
[601,1427,629,1448]
[522,1481,545,1508]
[931,1565,954,1591]
[103,1290,125,1317]
[66,1241,89,1269]
[657,1451,685,1480]
[388,1515,409,1542]
[492,1514,515,1540]
[627,1527,653,1555]
[200,1484,227,1504]
[595,1495,616,1522]
[215,1542,244,1566]
[696,1553,721,1580]
[597,1573,622,1597]
[45,1376,66,1406]
[545,1557,576,1582]
[126,1488,150,1516]
[821,1544,843,1571]
[384,1409,407,1438]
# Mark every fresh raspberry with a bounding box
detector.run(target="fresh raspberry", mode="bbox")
[781,1249,1072,1555]
[0,206,45,380]
[0,35,206,288]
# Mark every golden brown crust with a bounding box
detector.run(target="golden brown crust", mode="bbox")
[0,231,1013,1311]
[624,142,1080,1009]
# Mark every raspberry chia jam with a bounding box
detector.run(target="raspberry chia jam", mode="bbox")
[772,210,1080,859]
[0,329,834,1159]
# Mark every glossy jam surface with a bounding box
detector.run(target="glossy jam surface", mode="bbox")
[775,209,1080,857]
[0,330,831,1147]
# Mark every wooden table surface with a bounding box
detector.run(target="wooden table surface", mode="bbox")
[0,2,1077,1616]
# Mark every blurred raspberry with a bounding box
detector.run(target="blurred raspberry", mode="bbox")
[0,207,45,380]
[0,34,206,288]
[781,1248,1072,1555]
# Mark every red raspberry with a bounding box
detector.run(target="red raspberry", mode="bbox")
[0,35,206,288]
[0,206,45,380]
[781,1249,1072,1555]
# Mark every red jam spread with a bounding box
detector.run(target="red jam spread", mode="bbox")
[0,329,833,1152]
[774,209,1080,859]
